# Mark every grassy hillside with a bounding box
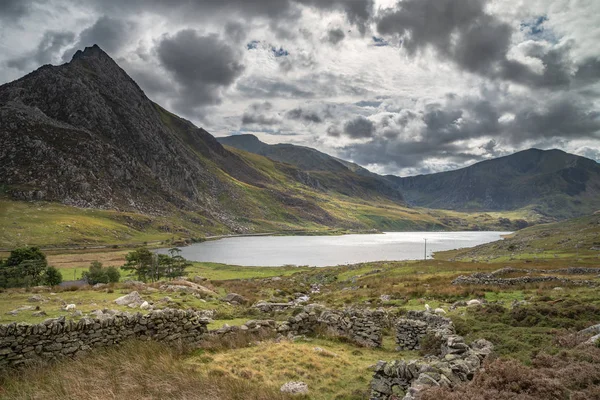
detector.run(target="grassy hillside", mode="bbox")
[436,213,600,262]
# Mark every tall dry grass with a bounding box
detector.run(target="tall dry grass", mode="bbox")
[0,340,293,400]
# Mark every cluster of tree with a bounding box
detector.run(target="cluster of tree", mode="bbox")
[82,261,120,285]
[122,248,191,282]
[0,247,62,288]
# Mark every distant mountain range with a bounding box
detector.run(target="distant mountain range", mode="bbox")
[1,45,459,246]
[1,44,597,248]
[219,135,600,220]
[387,148,600,219]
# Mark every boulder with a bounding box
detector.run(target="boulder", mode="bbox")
[223,293,248,305]
[466,299,482,306]
[32,310,47,317]
[114,291,144,307]
[280,381,309,395]
[28,294,45,302]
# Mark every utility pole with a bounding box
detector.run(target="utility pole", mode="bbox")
[424,238,427,260]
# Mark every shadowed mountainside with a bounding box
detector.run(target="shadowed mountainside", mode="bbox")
[386,149,600,219]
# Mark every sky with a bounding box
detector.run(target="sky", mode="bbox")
[1,0,599,176]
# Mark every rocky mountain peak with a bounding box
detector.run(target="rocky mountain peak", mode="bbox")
[71,44,110,61]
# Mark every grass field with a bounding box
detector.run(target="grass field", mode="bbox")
[1,214,599,399]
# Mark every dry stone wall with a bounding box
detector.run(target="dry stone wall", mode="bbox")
[0,308,209,368]
[453,267,600,286]
[395,311,455,351]
[277,305,384,347]
[371,336,494,400]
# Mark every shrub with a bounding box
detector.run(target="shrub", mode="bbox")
[419,332,444,357]
[83,262,121,285]
[43,266,63,286]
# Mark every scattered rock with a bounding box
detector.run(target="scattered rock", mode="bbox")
[32,310,47,317]
[380,295,391,302]
[28,294,45,303]
[93,283,108,289]
[140,301,151,310]
[114,291,143,307]
[280,381,309,395]
[16,305,36,312]
[466,299,482,306]
[222,293,248,305]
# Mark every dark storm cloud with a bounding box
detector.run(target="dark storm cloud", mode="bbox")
[241,102,281,125]
[506,95,600,143]
[376,0,600,89]
[224,21,247,43]
[6,30,75,70]
[63,16,135,61]
[377,0,516,77]
[297,0,374,33]
[326,28,345,45]
[157,29,245,110]
[286,108,322,123]
[343,116,375,138]
[88,0,296,21]
[334,86,600,174]
[0,0,38,20]
[87,0,373,34]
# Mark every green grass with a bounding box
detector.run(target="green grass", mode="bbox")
[190,336,416,400]
[188,262,313,281]
[437,213,600,262]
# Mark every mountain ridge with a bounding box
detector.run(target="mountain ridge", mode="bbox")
[386,148,600,218]
[219,134,600,220]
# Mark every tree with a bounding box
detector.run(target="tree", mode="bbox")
[44,266,63,286]
[106,266,121,283]
[121,248,190,282]
[0,247,49,288]
[166,248,191,279]
[122,248,154,282]
[5,247,46,267]
[83,261,121,285]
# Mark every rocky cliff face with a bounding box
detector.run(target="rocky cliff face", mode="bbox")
[0,45,271,216]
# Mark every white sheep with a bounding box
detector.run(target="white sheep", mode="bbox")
[424,304,431,312]
[65,304,76,311]
[434,307,447,315]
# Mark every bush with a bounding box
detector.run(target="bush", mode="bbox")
[44,266,63,286]
[83,262,121,285]
[0,247,60,288]
[106,266,121,283]
[419,332,444,357]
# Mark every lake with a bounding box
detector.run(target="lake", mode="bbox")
[157,231,510,267]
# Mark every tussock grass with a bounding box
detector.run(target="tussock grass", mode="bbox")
[0,341,293,400]
[190,337,411,400]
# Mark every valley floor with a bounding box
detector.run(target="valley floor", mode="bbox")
[1,249,600,399]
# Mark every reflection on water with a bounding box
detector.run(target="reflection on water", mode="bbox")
[157,231,510,267]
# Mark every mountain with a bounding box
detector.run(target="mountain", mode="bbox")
[1,45,465,247]
[386,149,600,219]
[217,134,404,201]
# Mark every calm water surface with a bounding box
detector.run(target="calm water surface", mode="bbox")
[157,231,510,267]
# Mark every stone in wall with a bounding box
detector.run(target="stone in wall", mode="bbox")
[395,311,455,351]
[0,308,209,368]
[276,305,384,348]
[370,335,494,400]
